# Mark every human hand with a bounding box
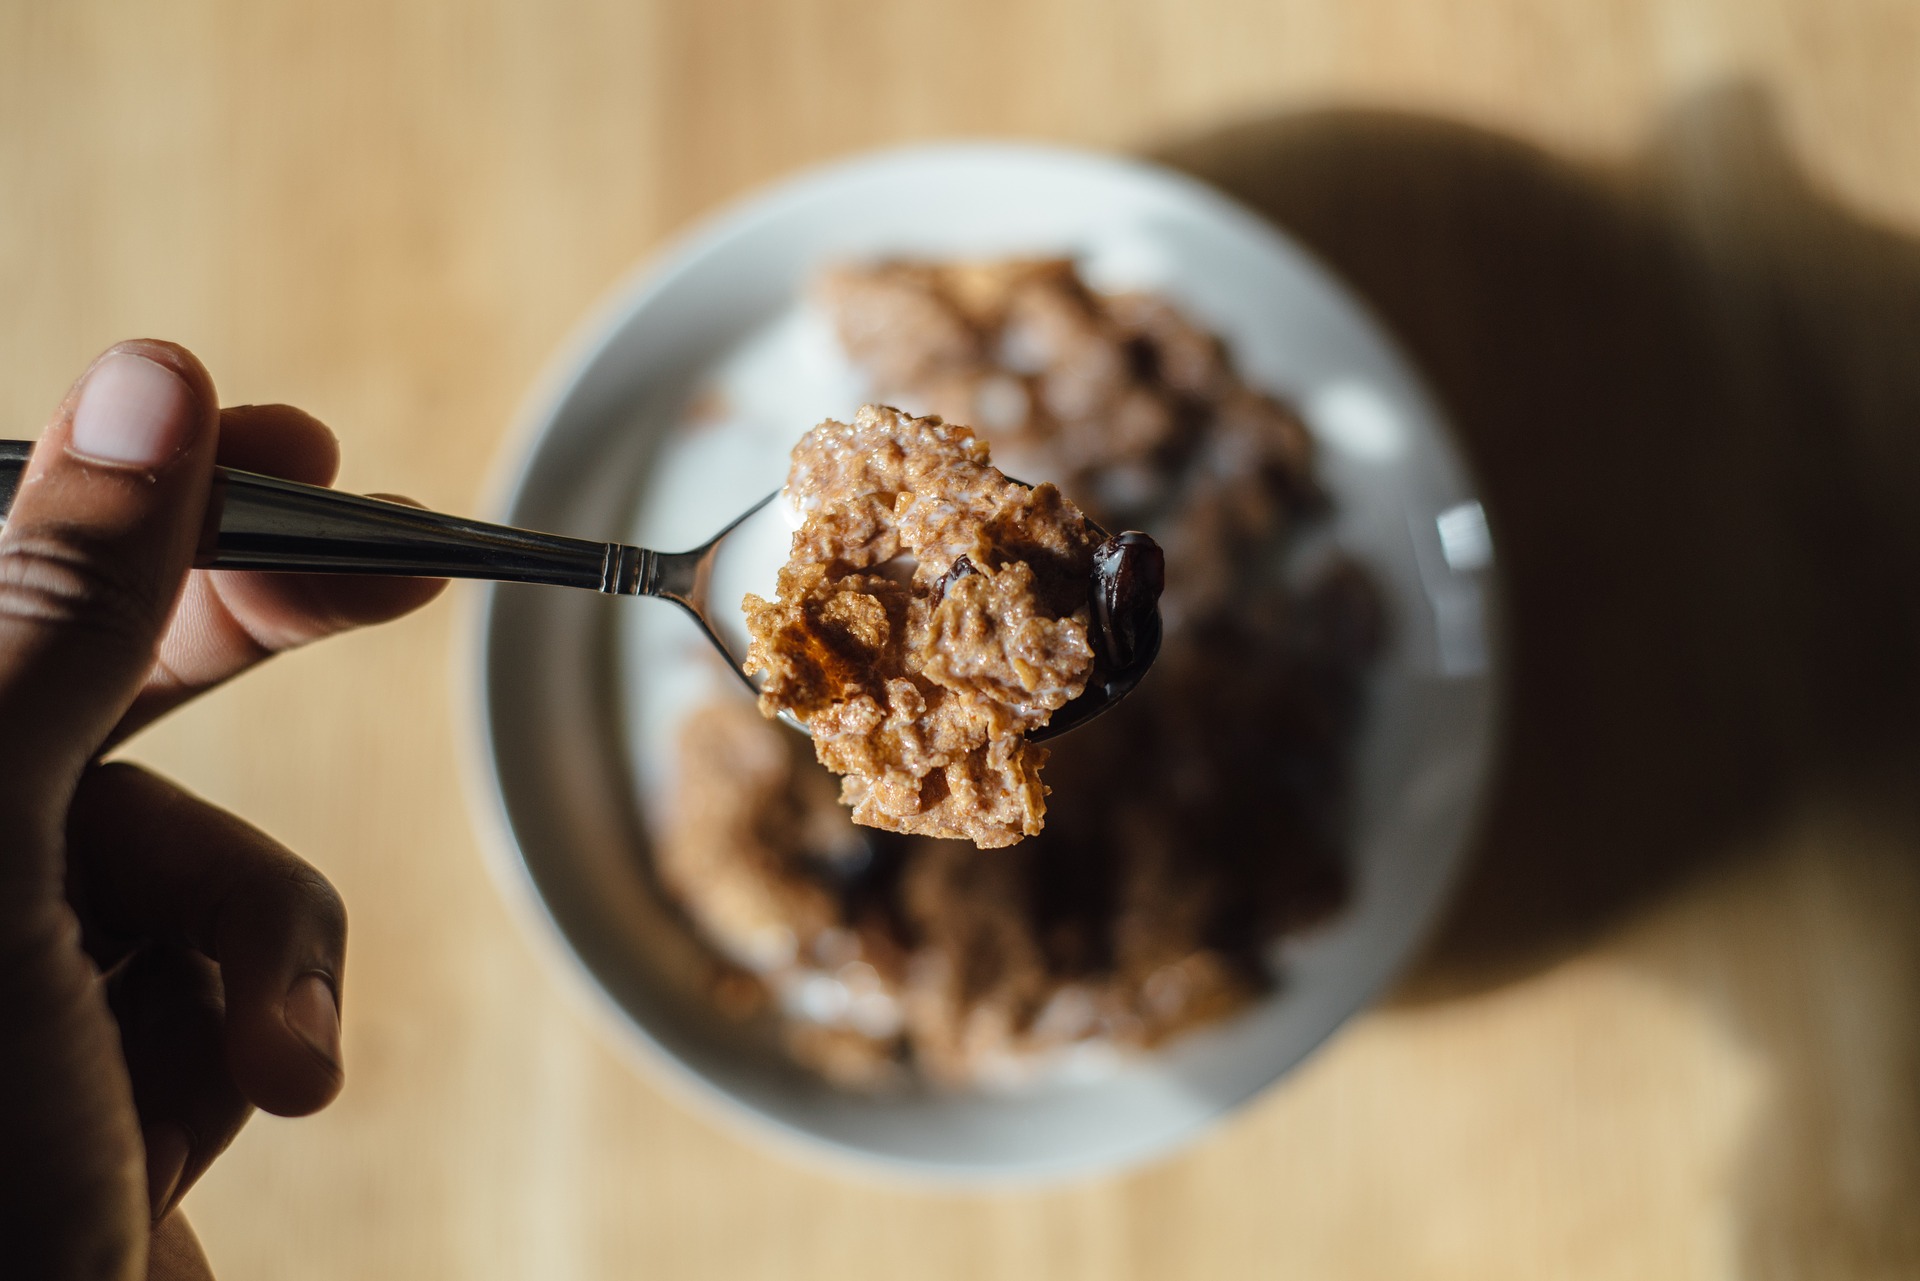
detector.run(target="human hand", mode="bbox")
[0,341,444,1279]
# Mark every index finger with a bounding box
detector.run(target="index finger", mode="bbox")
[111,404,446,743]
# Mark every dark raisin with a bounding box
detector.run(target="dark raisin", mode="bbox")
[935,553,979,601]
[1089,531,1166,669]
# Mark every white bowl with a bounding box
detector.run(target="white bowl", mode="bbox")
[470,142,1498,1182]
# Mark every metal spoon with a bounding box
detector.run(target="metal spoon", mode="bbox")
[0,440,1159,743]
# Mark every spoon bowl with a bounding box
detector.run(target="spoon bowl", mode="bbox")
[692,480,1166,744]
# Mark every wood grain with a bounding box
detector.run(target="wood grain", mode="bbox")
[4,2,1918,1277]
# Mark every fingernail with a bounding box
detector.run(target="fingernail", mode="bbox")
[284,972,342,1069]
[144,1120,191,1218]
[68,352,197,467]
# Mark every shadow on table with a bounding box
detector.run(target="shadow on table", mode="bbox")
[1157,83,1920,993]
[1156,83,1920,1272]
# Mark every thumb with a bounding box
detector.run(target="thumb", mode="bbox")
[0,340,218,849]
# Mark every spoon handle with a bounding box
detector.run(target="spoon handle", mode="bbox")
[0,439,655,593]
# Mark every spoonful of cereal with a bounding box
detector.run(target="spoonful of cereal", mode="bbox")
[0,415,1161,847]
[740,406,1163,847]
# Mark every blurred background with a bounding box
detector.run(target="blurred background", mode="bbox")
[5,2,1920,1277]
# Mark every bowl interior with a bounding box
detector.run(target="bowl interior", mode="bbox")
[476,144,1497,1181]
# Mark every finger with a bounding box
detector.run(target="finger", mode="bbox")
[0,340,218,847]
[113,406,446,741]
[68,764,347,1118]
[215,403,341,484]
[148,1210,216,1281]
[105,946,251,1221]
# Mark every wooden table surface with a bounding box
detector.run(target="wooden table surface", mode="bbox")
[7,2,1920,1277]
